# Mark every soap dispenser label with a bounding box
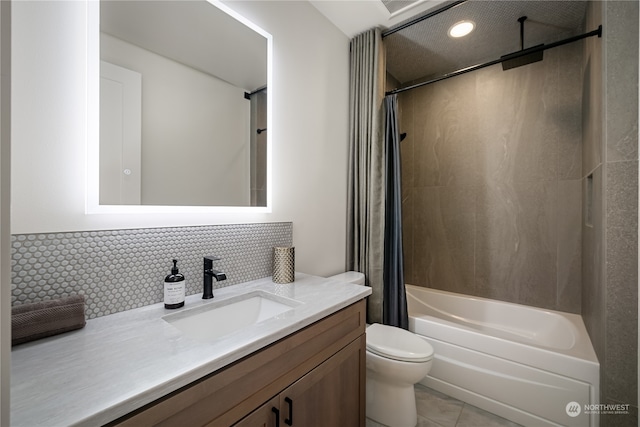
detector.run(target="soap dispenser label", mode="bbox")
[164,281,185,304]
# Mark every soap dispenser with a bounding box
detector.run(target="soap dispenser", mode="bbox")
[164,259,185,309]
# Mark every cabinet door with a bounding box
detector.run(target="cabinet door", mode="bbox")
[279,336,365,427]
[231,396,280,427]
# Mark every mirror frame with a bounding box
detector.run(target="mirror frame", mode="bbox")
[86,0,272,214]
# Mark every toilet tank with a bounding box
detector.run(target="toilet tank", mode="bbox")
[327,271,365,286]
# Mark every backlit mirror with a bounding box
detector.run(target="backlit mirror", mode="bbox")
[92,0,270,211]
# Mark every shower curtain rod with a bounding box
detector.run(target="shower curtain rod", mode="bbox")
[382,0,468,38]
[385,25,602,96]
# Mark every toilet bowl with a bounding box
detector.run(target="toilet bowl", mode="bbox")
[328,272,434,427]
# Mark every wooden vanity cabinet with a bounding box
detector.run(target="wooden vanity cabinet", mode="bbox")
[233,396,280,427]
[110,299,366,427]
[234,336,364,427]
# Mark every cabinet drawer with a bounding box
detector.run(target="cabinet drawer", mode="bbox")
[110,299,366,427]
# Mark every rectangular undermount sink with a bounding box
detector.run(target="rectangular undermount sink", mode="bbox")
[163,290,301,342]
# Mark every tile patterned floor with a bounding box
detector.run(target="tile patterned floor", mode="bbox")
[366,384,522,427]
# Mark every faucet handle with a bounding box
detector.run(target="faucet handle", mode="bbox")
[204,256,221,269]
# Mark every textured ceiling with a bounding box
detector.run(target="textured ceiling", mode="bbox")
[385,0,590,85]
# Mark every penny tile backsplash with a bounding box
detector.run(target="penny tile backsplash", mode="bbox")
[11,223,293,319]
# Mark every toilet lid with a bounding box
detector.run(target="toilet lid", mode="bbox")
[366,323,434,363]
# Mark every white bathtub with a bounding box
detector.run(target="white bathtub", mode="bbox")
[406,284,600,427]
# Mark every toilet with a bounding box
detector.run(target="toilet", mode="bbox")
[328,272,434,427]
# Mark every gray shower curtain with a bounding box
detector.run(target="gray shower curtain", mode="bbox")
[347,28,386,324]
[383,94,408,329]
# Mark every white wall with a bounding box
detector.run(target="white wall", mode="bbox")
[101,34,250,206]
[0,2,9,424]
[11,0,350,276]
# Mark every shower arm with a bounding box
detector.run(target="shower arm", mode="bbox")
[519,16,527,51]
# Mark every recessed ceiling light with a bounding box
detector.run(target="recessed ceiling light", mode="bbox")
[448,20,475,38]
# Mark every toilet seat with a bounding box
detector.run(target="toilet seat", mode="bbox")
[366,323,434,363]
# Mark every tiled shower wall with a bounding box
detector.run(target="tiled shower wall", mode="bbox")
[11,223,292,319]
[581,1,638,424]
[399,41,583,313]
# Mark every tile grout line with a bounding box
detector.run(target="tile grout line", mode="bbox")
[453,403,466,427]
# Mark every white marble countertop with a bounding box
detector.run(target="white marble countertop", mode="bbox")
[10,273,371,427]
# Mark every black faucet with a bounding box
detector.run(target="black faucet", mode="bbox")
[203,256,227,299]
